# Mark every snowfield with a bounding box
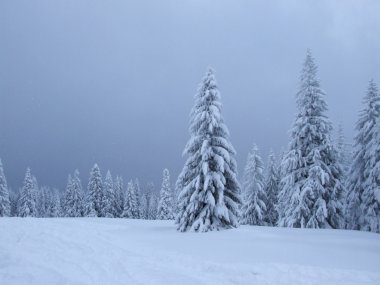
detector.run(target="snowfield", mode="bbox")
[1,218,379,285]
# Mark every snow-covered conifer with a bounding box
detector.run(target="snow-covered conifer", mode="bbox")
[64,170,83,217]
[176,68,241,232]
[134,178,141,219]
[114,176,124,217]
[277,51,345,229]
[173,178,182,217]
[40,186,52,217]
[0,159,11,216]
[43,187,53,217]
[362,117,380,233]
[157,169,174,220]
[31,176,39,208]
[18,168,37,217]
[72,170,84,216]
[122,180,139,218]
[35,185,47,217]
[9,189,20,217]
[47,189,62,217]
[85,163,103,217]
[102,170,116,217]
[361,82,380,233]
[148,189,158,220]
[264,150,280,226]
[140,192,149,219]
[241,144,266,226]
[63,174,73,214]
[347,80,380,230]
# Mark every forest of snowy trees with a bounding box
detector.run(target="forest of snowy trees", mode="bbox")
[0,161,174,221]
[0,51,379,234]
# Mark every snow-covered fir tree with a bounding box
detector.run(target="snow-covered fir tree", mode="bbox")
[173,178,182,217]
[72,170,84,216]
[0,159,11,216]
[47,189,62,217]
[43,187,54,217]
[134,178,141,219]
[264,150,280,226]
[39,186,52,217]
[140,182,158,220]
[85,163,103,217]
[18,168,37,217]
[148,189,158,220]
[114,176,124,218]
[361,82,380,233]
[176,68,241,232]
[102,170,116,218]
[277,51,345,229]
[29,175,39,216]
[64,174,73,214]
[122,180,139,218]
[35,185,47,217]
[64,170,83,217]
[346,80,380,231]
[241,144,267,226]
[364,117,380,233]
[9,188,20,217]
[139,192,149,219]
[157,169,174,220]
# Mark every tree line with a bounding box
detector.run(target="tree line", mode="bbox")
[0,50,379,233]
[0,163,175,220]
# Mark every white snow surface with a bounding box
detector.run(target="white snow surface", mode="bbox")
[0,218,379,285]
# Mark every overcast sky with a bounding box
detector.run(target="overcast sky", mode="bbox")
[1,0,379,190]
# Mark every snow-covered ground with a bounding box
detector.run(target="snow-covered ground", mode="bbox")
[0,218,379,285]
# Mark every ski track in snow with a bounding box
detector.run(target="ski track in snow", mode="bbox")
[0,218,379,285]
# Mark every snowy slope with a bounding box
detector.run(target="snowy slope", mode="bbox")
[0,218,379,285]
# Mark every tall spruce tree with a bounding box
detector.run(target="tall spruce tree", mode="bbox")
[361,81,380,233]
[264,150,280,226]
[347,80,380,230]
[102,170,116,217]
[363,116,380,233]
[85,163,103,217]
[157,169,174,220]
[241,144,266,226]
[277,51,345,229]
[18,168,37,217]
[0,159,11,216]
[176,68,241,232]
